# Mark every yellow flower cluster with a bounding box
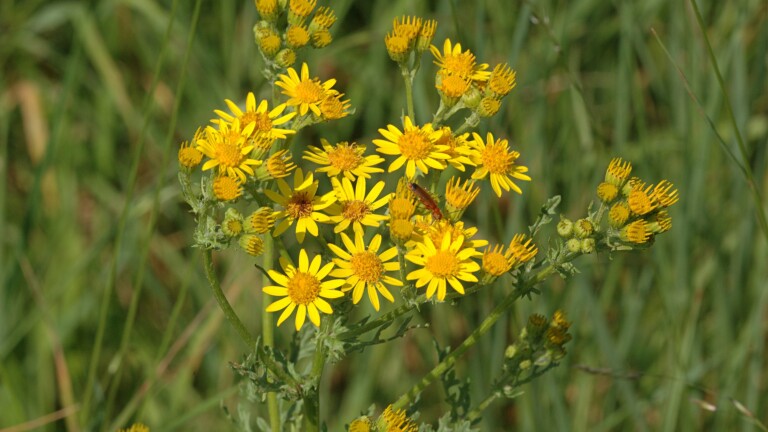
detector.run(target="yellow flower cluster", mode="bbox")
[384,16,438,62]
[599,157,679,244]
[254,0,337,66]
[431,39,516,115]
[374,118,530,197]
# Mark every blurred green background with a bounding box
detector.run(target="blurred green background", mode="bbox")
[2,0,767,430]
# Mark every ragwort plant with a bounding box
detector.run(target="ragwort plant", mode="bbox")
[172,3,680,431]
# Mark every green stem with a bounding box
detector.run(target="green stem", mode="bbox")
[453,112,480,135]
[202,249,298,387]
[466,391,500,423]
[304,317,330,432]
[204,249,258,347]
[401,64,416,121]
[391,261,560,410]
[262,235,280,432]
[392,290,520,410]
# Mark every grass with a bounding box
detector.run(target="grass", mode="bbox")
[1,0,767,430]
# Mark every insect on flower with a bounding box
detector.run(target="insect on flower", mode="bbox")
[408,182,443,220]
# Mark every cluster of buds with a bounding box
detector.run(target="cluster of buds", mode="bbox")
[557,216,596,254]
[598,157,678,246]
[430,39,517,117]
[557,157,679,253]
[384,16,438,64]
[253,0,337,68]
[504,311,572,372]
[220,207,278,256]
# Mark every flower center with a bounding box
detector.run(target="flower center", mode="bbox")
[628,189,655,216]
[320,95,347,120]
[483,251,509,276]
[327,145,361,170]
[439,74,470,98]
[350,251,384,283]
[442,52,476,79]
[295,79,325,104]
[480,143,513,174]
[287,271,321,305]
[389,197,415,219]
[398,129,433,160]
[342,200,370,222]
[286,192,314,219]
[249,111,273,134]
[425,250,460,279]
[215,137,246,169]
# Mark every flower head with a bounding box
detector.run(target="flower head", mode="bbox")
[434,127,475,172]
[246,207,276,234]
[605,157,632,187]
[327,177,390,234]
[264,168,336,243]
[304,140,384,180]
[445,176,480,218]
[239,234,265,256]
[488,63,517,97]
[257,149,296,180]
[378,405,418,432]
[412,217,488,252]
[319,92,352,120]
[430,39,490,82]
[276,63,339,117]
[222,208,244,237]
[212,175,243,201]
[214,94,296,150]
[406,232,481,301]
[388,178,417,220]
[373,116,450,179]
[286,24,310,48]
[196,120,261,182]
[178,128,204,168]
[328,232,402,311]
[309,6,336,32]
[264,249,345,330]
[470,132,530,197]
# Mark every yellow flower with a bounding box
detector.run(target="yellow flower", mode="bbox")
[310,6,337,31]
[651,180,679,208]
[348,417,372,432]
[303,140,384,181]
[257,31,281,57]
[608,201,630,228]
[476,95,502,117]
[178,140,203,169]
[255,0,278,21]
[264,168,336,243]
[417,19,437,51]
[389,218,414,245]
[328,232,402,311]
[289,0,316,21]
[276,63,339,117]
[256,149,296,180]
[436,72,471,105]
[620,220,650,244]
[119,424,149,432]
[627,183,657,216]
[388,178,417,220]
[435,127,475,172]
[488,63,517,97]
[470,132,530,197]
[373,116,450,179]
[214,93,296,149]
[319,92,352,120]
[605,157,632,187]
[411,217,488,252]
[392,16,422,43]
[311,28,333,48]
[327,177,390,234]
[379,405,418,432]
[406,232,481,301]
[239,234,265,256]
[212,175,243,201]
[286,24,310,48]
[222,208,244,236]
[445,176,480,217]
[596,181,619,203]
[430,38,490,82]
[385,31,410,63]
[196,120,261,182]
[246,207,276,234]
[264,249,344,330]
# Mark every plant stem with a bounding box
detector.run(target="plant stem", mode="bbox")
[390,260,561,410]
[262,235,280,432]
[401,64,415,121]
[304,317,330,432]
[391,289,520,410]
[202,249,298,387]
